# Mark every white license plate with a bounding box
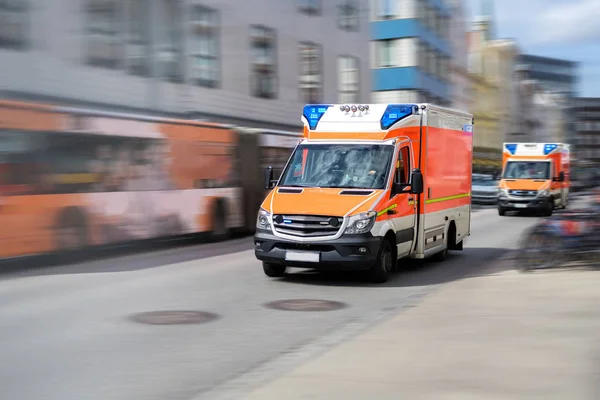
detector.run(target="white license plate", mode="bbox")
[285,251,320,263]
[514,204,527,208]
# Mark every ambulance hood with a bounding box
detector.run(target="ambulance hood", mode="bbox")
[499,179,550,191]
[263,187,384,217]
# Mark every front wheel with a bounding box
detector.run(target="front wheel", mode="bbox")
[542,199,554,217]
[367,239,394,283]
[498,206,506,216]
[263,262,286,277]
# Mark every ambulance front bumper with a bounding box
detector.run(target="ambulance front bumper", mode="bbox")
[498,196,552,211]
[254,230,382,270]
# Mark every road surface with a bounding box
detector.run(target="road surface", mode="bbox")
[0,206,544,400]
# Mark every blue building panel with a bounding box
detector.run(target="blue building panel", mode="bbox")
[370,19,451,56]
[372,67,420,91]
[372,67,450,100]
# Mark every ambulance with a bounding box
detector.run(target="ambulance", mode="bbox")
[498,142,570,216]
[254,103,474,283]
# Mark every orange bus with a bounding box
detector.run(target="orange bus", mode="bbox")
[0,100,300,259]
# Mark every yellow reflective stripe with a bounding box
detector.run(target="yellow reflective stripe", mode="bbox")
[377,203,397,216]
[425,192,471,204]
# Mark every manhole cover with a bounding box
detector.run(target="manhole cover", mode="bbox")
[129,310,219,325]
[264,299,348,312]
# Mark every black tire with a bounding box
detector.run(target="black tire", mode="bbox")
[211,200,229,242]
[263,262,286,277]
[367,239,394,283]
[432,245,448,262]
[55,207,89,251]
[542,198,554,217]
[498,206,506,216]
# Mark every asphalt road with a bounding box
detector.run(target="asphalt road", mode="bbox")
[0,205,548,400]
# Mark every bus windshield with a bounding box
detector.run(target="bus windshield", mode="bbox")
[278,143,395,189]
[503,161,551,180]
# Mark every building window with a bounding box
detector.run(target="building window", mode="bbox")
[156,0,184,83]
[299,42,322,103]
[338,55,359,103]
[125,0,150,77]
[250,25,277,99]
[376,39,394,67]
[298,0,321,15]
[338,0,359,31]
[0,0,28,50]
[377,0,394,19]
[84,0,121,69]
[191,5,219,88]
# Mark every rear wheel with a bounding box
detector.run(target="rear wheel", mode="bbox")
[263,262,286,277]
[211,200,229,242]
[367,239,394,283]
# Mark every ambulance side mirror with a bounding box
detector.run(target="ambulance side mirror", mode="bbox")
[553,171,565,182]
[410,169,424,194]
[264,166,276,189]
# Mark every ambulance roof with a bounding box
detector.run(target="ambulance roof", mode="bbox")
[503,142,569,156]
[302,103,419,133]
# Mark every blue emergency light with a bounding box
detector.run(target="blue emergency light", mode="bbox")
[302,104,332,130]
[543,143,558,155]
[380,104,417,130]
[504,143,517,154]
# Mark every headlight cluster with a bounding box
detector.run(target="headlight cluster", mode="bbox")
[537,190,550,197]
[499,188,508,198]
[344,211,377,235]
[256,208,271,230]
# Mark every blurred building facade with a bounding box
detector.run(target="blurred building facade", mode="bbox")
[574,98,600,163]
[467,20,500,172]
[516,54,579,97]
[0,0,371,131]
[447,0,472,111]
[369,0,452,105]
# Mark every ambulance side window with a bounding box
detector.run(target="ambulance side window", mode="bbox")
[394,146,410,185]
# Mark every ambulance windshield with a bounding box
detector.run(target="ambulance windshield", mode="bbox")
[503,161,551,180]
[279,143,395,189]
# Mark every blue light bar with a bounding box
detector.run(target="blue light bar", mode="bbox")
[380,104,417,130]
[302,104,332,130]
[543,143,558,155]
[504,144,517,154]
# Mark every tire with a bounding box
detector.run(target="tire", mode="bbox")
[542,198,554,217]
[263,262,286,277]
[55,207,89,252]
[498,206,506,216]
[211,200,229,242]
[367,239,394,283]
[432,245,448,262]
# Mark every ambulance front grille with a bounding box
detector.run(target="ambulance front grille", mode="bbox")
[272,214,343,237]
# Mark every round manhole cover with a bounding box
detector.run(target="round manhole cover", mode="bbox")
[129,310,219,325]
[264,299,348,312]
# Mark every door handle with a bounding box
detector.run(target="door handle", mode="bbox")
[408,197,414,202]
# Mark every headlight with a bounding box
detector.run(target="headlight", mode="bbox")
[256,208,271,230]
[499,188,508,198]
[537,190,550,197]
[344,211,377,235]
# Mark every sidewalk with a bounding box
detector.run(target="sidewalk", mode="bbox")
[244,258,600,400]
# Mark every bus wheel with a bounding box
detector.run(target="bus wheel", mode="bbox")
[211,199,229,242]
[263,262,286,277]
[55,207,89,252]
[367,239,393,283]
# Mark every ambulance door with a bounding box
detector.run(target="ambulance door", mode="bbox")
[389,144,417,258]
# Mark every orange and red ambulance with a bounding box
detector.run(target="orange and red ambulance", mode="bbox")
[254,103,474,283]
[498,142,570,216]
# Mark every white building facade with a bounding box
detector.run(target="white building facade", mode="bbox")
[0,0,371,130]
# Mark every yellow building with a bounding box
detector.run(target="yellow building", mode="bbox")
[467,28,502,172]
